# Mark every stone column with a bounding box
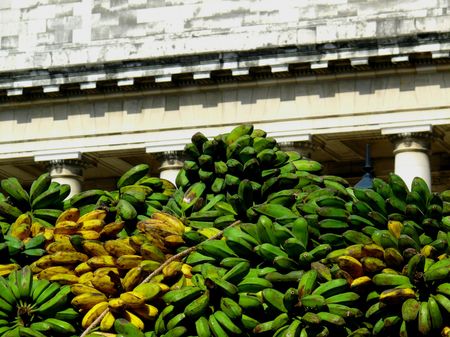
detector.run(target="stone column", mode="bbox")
[388,132,432,189]
[158,151,183,184]
[47,159,85,197]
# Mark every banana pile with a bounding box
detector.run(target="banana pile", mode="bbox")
[0,123,448,337]
[0,265,79,336]
[66,164,176,223]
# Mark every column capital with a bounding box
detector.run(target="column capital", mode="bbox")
[157,150,184,171]
[278,139,321,158]
[388,132,434,155]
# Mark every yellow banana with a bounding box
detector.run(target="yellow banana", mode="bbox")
[120,291,146,308]
[0,263,20,276]
[72,292,108,311]
[81,301,109,329]
[10,222,32,241]
[337,255,364,278]
[92,274,119,296]
[71,283,103,295]
[99,310,115,331]
[45,241,76,254]
[49,273,80,284]
[56,208,80,223]
[116,255,143,269]
[379,288,416,304]
[99,221,125,238]
[151,212,185,234]
[54,220,81,234]
[79,271,95,285]
[79,219,105,231]
[82,240,110,257]
[121,267,143,292]
[387,220,403,239]
[78,230,101,240]
[137,218,181,237]
[31,222,45,237]
[104,239,136,257]
[133,304,159,320]
[87,256,116,269]
[35,255,55,269]
[162,261,183,278]
[108,297,125,311]
[75,262,93,275]
[43,228,54,241]
[164,234,185,248]
[123,310,145,330]
[181,264,193,278]
[39,266,75,280]
[93,267,120,277]
[77,209,107,223]
[50,251,89,264]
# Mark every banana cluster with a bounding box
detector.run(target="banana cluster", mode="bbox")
[0,266,79,336]
[66,164,176,224]
[169,124,323,224]
[37,211,188,332]
[0,173,69,229]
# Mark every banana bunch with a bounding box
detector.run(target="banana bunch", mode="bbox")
[168,124,323,223]
[74,259,194,333]
[66,164,176,226]
[0,265,79,336]
[0,173,70,229]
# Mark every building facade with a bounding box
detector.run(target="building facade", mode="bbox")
[1,0,450,194]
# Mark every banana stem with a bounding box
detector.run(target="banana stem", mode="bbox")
[80,220,241,336]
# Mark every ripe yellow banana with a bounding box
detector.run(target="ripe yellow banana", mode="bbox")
[123,310,145,330]
[99,221,125,238]
[54,221,81,235]
[133,304,159,320]
[79,271,95,285]
[78,230,101,240]
[120,291,146,308]
[56,208,80,223]
[164,234,185,248]
[151,212,185,234]
[337,255,364,278]
[50,251,89,265]
[82,240,110,257]
[39,266,75,280]
[92,274,119,296]
[71,283,103,295]
[79,219,105,231]
[121,267,143,292]
[31,222,45,237]
[81,301,109,329]
[87,256,116,269]
[162,261,183,278]
[72,292,108,311]
[104,239,136,257]
[99,310,115,331]
[137,219,181,237]
[108,297,125,311]
[116,255,143,269]
[45,241,76,254]
[49,273,80,285]
[75,262,93,275]
[77,209,107,223]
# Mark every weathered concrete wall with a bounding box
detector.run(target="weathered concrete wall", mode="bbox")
[1,0,449,72]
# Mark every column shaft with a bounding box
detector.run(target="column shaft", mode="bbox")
[390,132,432,189]
[48,160,84,197]
[159,151,183,185]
